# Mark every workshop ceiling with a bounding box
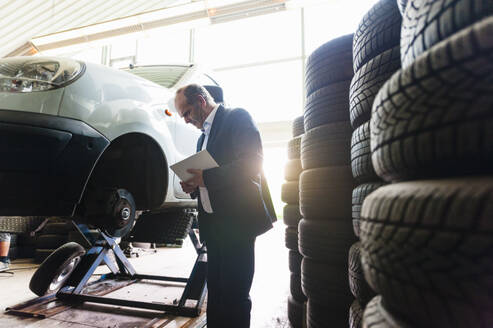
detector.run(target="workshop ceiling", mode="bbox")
[0,0,305,58]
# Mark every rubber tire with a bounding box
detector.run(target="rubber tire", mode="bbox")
[352,183,385,237]
[18,246,35,259]
[8,233,17,246]
[304,80,351,132]
[7,246,18,260]
[350,300,363,328]
[291,273,307,302]
[353,0,402,72]
[288,296,305,328]
[293,115,305,137]
[285,159,302,181]
[360,178,493,327]
[307,300,349,328]
[30,242,85,296]
[34,249,55,264]
[298,219,356,263]
[371,17,493,182]
[396,0,408,15]
[305,34,354,97]
[301,122,352,170]
[351,122,379,183]
[349,46,401,129]
[283,205,302,228]
[299,166,354,220]
[35,234,68,249]
[400,0,493,68]
[302,258,352,307]
[289,250,303,275]
[42,221,72,234]
[68,229,99,249]
[281,181,299,205]
[285,227,298,251]
[363,296,411,328]
[287,136,302,160]
[348,242,376,305]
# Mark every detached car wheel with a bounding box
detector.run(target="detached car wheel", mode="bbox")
[29,242,86,296]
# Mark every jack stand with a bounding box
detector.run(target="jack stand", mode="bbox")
[56,222,207,317]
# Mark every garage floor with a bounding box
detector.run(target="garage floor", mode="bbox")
[0,221,290,328]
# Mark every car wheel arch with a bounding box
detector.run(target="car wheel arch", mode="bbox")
[79,132,168,212]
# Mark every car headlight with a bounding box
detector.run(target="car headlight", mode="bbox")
[0,57,85,92]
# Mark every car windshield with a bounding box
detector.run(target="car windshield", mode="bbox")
[122,65,189,88]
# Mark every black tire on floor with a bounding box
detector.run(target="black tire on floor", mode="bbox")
[352,183,384,237]
[350,300,363,328]
[287,137,302,160]
[18,246,35,259]
[353,0,402,72]
[304,80,351,132]
[283,205,302,228]
[400,0,493,68]
[351,122,378,183]
[9,233,17,246]
[289,250,303,275]
[360,178,493,327]
[42,221,73,234]
[281,181,299,205]
[30,242,86,296]
[298,219,356,263]
[288,296,305,328]
[349,46,400,129]
[299,166,354,220]
[302,258,352,307]
[307,300,349,328]
[371,17,493,182]
[292,115,305,137]
[363,296,410,328]
[35,234,68,249]
[290,273,307,302]
[348,242,376,305]
[7,246,18,260]
[285,159,302,181]
[34,249,55,264]
[301,122,352,170]
[67,229,99,249]
[285,227,298,251]
[305,34,354,97]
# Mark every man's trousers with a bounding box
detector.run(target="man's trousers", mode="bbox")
[205,234,256,328]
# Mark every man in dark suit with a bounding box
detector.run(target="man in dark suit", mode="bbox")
[175,84,276,327]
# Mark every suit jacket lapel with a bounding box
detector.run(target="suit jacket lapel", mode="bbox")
[206,105,225,152]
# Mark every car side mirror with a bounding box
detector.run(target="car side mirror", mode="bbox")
[204,85,224,104]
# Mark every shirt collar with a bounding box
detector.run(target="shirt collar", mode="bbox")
[202,104,220,136]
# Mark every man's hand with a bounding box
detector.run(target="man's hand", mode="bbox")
[180,181,196,194]
[186,169,205,188]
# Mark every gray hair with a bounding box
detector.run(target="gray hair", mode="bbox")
[181,84,215,106]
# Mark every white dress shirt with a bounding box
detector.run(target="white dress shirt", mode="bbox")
[199,104,219,213]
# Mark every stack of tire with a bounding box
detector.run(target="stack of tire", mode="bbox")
[283,115,305,328]
[7,234,18,260]
[299,33,356,327]
[348,0,402,326]
[361,1,493,327]
[34,219,72,263]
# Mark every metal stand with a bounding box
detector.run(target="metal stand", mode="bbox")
[56,221,207,317]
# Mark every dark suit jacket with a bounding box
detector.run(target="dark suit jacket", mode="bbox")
[192,105,276,242]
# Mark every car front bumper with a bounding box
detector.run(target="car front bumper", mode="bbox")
[0,110,109,216]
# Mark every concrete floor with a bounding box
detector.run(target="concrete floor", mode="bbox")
[0,221,290,328]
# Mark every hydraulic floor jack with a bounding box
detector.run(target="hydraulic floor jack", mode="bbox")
[54,222,208,317]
